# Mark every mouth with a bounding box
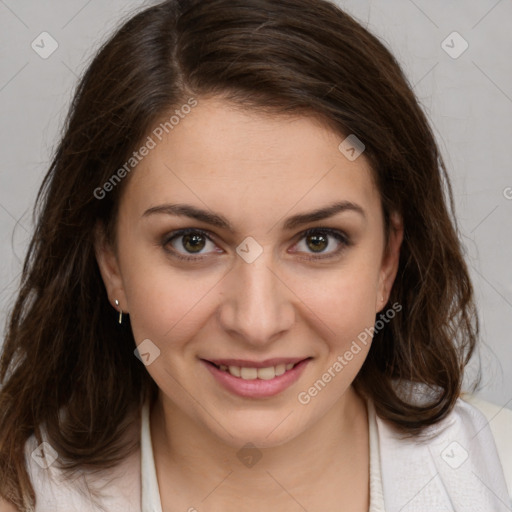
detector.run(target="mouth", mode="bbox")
[203,357,309,380]
[200,357,312,398]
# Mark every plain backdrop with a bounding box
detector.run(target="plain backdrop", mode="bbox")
[0,0,511,408]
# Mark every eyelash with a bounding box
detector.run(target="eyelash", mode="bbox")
[162,227,351,262]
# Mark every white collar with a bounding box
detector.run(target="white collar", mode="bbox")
[140,399,163,512]
[140,398,386,512]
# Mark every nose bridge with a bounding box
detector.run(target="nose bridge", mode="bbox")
[219,241,294,344]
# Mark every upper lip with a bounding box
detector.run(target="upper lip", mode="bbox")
[203,357,310,368]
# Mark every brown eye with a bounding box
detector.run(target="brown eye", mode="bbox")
[305,232,329,253]
[181,232,207,253]
[162,229,219,261]
[293,228,350,260]
[162,227,350,263]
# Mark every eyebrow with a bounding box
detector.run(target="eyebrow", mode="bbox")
[142,200,365,231]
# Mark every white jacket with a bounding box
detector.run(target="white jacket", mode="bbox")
[23,394,512,511]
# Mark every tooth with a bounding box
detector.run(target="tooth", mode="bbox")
[240,367,258,380]
[228,366,241,377]
[224,363,296,380]
[257,366,276,380]
[275,364,286,376]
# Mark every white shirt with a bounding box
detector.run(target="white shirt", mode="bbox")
[25,395,512,511]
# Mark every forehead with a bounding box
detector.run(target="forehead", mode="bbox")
[120,98,381,228]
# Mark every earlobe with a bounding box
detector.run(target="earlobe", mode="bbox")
[93,222,128,312]
[376,212,404,311]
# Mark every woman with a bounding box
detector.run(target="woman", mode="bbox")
[1,0,510,510]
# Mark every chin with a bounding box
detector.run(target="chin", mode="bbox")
[205,409,307,449]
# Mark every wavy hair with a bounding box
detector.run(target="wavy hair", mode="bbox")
[0,0,479,509]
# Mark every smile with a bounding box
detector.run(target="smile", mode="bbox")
[201,357,312,398]
[213,362,299,380]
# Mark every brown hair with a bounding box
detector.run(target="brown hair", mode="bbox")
[0,0,479,509]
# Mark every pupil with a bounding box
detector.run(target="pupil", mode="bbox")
[308,234,327,252]
[183,233,205,253]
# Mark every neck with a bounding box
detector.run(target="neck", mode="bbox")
[150,387,369,510]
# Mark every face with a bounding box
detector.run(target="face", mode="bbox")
[95,97,403,448]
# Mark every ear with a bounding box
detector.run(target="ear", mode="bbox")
[93,221,129,313]
[376,211,403,312]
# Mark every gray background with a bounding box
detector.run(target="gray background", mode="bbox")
[1,0,511,407]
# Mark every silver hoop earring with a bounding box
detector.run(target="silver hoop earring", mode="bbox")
[114,299,123,325]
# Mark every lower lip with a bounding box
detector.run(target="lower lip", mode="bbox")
[202,359,310,398]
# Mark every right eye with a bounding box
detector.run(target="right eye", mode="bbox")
[162,228,222,261]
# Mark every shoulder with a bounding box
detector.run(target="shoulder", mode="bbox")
[460,393,512,497]
[22,431,93,511]
[22,420,142,512]
[374,392,512,511]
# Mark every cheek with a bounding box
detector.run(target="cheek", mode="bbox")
[295,269,378,406]
[292,256,381,337]
[117,234,220,347]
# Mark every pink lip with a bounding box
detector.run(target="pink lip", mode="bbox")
[201,358,311,398]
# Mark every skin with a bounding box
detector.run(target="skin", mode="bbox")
[95,97,403,512]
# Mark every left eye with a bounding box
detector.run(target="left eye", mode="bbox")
[292,228,348,258]
[162,227,349,261]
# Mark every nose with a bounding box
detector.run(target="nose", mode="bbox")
[217,248,295,347]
